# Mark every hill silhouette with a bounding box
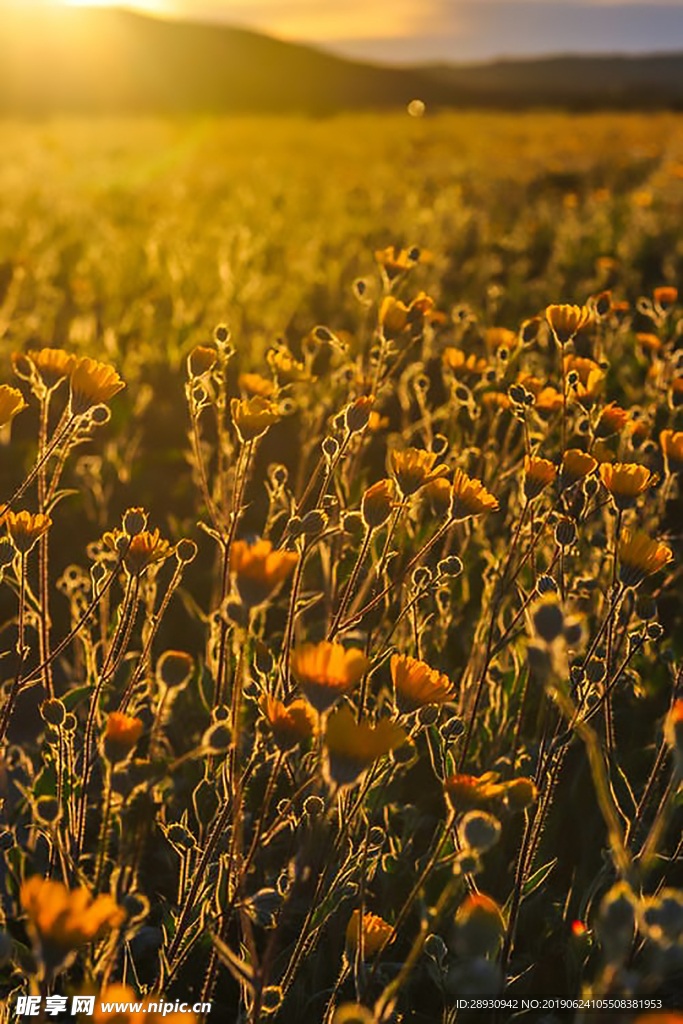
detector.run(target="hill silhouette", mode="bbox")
[2,5,683,115]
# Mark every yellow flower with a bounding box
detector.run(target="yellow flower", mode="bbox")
[22,348,77,390]
[534,386,564,415]
[636,332,662,354]
[5,510,52,554]
[660,429,683,468]
[653,286,678,311]
[595,402,630,438]
[450,468,499,520]
[260,694,316,751]
[361,478,395,530]
[230,395,280,443]
[374,244,430,278]
[424,475,453,517]
[561,448,598,486]
[238,372,276,398]
[104,528,173,575]
[523,456,557,500]
[69,357,125,415]
[0,383,27,428]
[187,345,217,377]
[267,347,313,384]
[20,877,125,968]
[346,909,393,958]
[230,538,298,609]
[599,462,656,509]
[379,292,434,336]
[618,529,673,588]
[484,327,517,353]
[391,653,453,714]
[291,642,369,714]
[546,303,593,343]
[389,446,448,497]
[93,985,197,1024]
[324,705,406,786]
[104,711,144,761]
[444,772,504,811]
[442,347,488,377]
[563,355,604,406]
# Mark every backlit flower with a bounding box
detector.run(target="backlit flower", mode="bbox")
[379,292,434,336]
[260,694,316,750]
[391,653,453,713]
[523,456,557,500]
[0,384,27,427]
[20,877,125,968]
[290,642,368,713]
[618,529,673,588]
[361,478,395,530]
[449,468,499,520]
[599,462,656,509]
[636,332,662,354]
[230,396,280,443]
[546,304,593,343]
[238,372,276,398]
[596,402,630,438]
[563,355,604,406]
[561,449,597,487]
[187,345,217,377]
[534,386,564,415]
[230,538,298,608]
[389,447,448,497]
[346,909,393,958]
[424,475,453,516]
[375,244,429,278]
[442,347,488,377]
[69,357,125,415]
[104,712,143,761]
[104,528,173,576]
[653,286,677,311]
[6,510,51,554]
[267,347,313,385]
[484,327,517,353]
[324,705,406,786]
[24,348,77,390]
[663,699,683,765]
[444,772,504,811]
[660,429,683,468]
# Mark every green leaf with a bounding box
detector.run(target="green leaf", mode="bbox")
[62,684,91,711]
[521,858,558,900]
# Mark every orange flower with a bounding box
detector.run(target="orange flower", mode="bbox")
[324,705,406,786]
[103,528,173,575]
[546,303,593,343]
[389,447,448,497]
[69,357,125,415]
[23,348,77,390]
[260,694,316,751]
[424,475,453,516]
[663,699,683,758]
[561,449,597,486]
[563,355,604,406]
[379,292,434,336]
[361,478,395,530]
[267,346,313,385]
[636,332,662,354]
[534,386,564,415]
[442,347,488,377]
[660,429,683,468]
[449,468,499,520]
[484,327,517,353]
[596,402,630,438]
[375,244,430,278]
[523,456,557,500]
[230,396,280,443]
[290,641,368,713]
[20,877,125,968]
[391,653,453,714]
[5,510,52,554]
[346,909,393,958]
[444,772,504,811]
[104,712,143,761]
[93,985,197,1024]
[230,538,298,609]
[599,462,656,509]
[653,286,678,311]
[618,529,673,588]
[0,383,27,428]
[238,372,276,398]
[187,345,217,378]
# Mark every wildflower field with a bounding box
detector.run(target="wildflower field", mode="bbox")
[0,110,682,1023]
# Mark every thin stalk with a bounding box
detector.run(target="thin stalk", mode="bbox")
[328,528,371,640]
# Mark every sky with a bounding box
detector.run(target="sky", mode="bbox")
[33,0,683,62]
